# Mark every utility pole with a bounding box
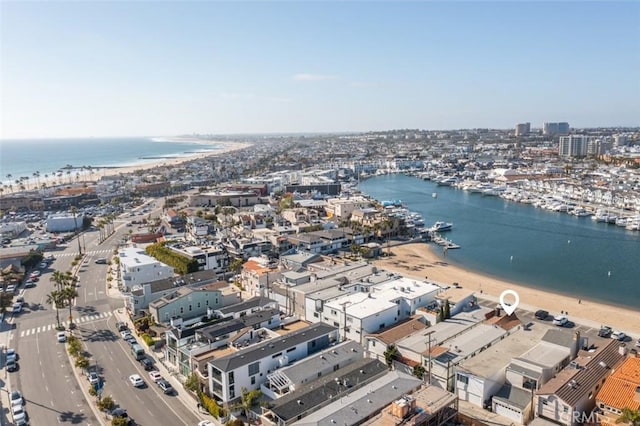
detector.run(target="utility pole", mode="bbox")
[425,330,435,385]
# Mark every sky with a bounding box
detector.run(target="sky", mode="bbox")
[1,1,639,138]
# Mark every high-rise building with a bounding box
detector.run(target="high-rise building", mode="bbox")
[515,122,531,136]
[543,122,570,135]
[559,135,589,157]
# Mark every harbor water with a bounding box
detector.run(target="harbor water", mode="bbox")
[359,174,640,310]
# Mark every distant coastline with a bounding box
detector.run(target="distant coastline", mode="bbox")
[0,136,251,190]
[0,136,252,191]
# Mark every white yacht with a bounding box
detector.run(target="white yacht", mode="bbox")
[430,221,453,232]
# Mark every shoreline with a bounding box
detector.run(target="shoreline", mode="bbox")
[1,138,253,192]
[373,242,640,337]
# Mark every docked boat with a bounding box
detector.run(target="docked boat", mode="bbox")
[430,221,453,232]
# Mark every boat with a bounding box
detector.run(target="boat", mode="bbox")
[430,221,453,232]
[436,177,459,186]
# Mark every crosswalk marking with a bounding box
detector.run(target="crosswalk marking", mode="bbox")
[18,311,113,338]
[51,249,113,258]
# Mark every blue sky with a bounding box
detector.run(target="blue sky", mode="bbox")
[1,1,638,138]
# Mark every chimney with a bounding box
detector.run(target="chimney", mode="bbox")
[570,331,581,359]
[619,343,628,356]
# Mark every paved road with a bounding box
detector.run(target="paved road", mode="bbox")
[2,197,201,426]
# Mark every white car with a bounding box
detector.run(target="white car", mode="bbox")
[611,331,626,341]
[12,303,22,314]
[6,348,17,363]
[121,330,133,339]
[12,404,27,425]
[552,315,568,326]
[198,421,214,426]
[149,370,163,383]
[10,390,23,407]
[129,374,145,388]
[57,331,67,342]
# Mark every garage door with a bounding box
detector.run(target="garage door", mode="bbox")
[494,401,522,424]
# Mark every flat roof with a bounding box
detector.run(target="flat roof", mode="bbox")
[325,293,397,320]
[197,309,280,342]
[516,340,572,368]
[291,370,422,426]
[432,324,508,365]
[217,296,276,315]
[398,307,491,352]
[435,287,475,304]
[459,323,552,377]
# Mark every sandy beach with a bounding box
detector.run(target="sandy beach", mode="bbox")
[3,139,253,192]
[374,242,640,337]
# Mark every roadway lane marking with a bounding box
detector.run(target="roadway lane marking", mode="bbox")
[37,326,41,333]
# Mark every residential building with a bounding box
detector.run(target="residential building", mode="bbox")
[325,196,372,219]
[454,323,550,411]
[536,340,627,426]
[165,308,281,377]
[321,278,440,344]
[118,247,174,291]
[207,323,339,403]
[365,385,458,426]
[148,282,235,325]
[125,270,233,316]
[365,316,429,362]
[543,122,570,135]
[261,340,364,400]
[595,356,640,426]
[240,258,281,297]
[434,287,478,317]
[515,123,531,136]
[289,369,423,425]
[214,297,279,320]
[169,244,229,275]
[190,190,261,208]
[559,135,590,158]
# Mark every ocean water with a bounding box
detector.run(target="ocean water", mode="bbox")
[359,174,640,310]
[0,137,221,184]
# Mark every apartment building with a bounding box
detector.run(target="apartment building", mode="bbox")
[207,323,339,403]
[118,247,174,291]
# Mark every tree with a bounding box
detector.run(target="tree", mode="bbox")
[229,258,244,276]
[46,290,64,329]
[443,300,451,319]
[111,417,129,426]
[413,364,426,379]
[239,387,262,421]
[383,344,399,369]
[616,408,640,426]
[75,355,90,369]
[97,395,115,412]
[70,206,82,255]
[62,285,79,328]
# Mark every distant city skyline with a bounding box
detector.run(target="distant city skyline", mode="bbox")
[1,1,639,139]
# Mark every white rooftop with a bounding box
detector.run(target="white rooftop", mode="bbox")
[119,247,162,267]
[325,292,396,320]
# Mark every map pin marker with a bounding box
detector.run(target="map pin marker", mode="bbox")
[499,290,519,315]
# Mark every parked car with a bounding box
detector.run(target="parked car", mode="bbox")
[140,357,154,371]
[12,303,22,314]
[198,421,214,426]
[12,404,27,426]
[24,279,35,288]
[149,370,163,383]
[10,390,23,407]
[6,348,17,362]
[534,310,549,320]
[95,258,107,264]
[552,315,568,326]
[611,331,626,341]
[116,321,128,332]
[88,372,100,385]
[57,331,67,343]
[121,330,133,339]
[129,374,145,388]
[598,326,613,338]
[30,270,41,277]
[6,284,17,293]
[6,359,17,372]
[157,379,173,395]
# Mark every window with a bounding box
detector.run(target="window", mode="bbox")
[286,347,296,353]
[313,312,319,318]
[180,307,184,314]
[189,304,192,312]
[542,400,548,406]
[206,300,209,306]
[197,302,201,308]
[251,376,256,385]
[457,374,469,385]
[333,322,339,327]
[272,352,282,359]
[331,310,337,315]
[229,387,235,399]
[228,372,234,384]
[248,362,259,376]
[563,406,569,413]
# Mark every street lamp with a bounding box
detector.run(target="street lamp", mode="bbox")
[425,330,435,385]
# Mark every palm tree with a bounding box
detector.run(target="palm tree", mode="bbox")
[70,206,82,255]
[62,285,78,328]
[46,290,64,329]
[50,270,68,292]
[383,344,399,369]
